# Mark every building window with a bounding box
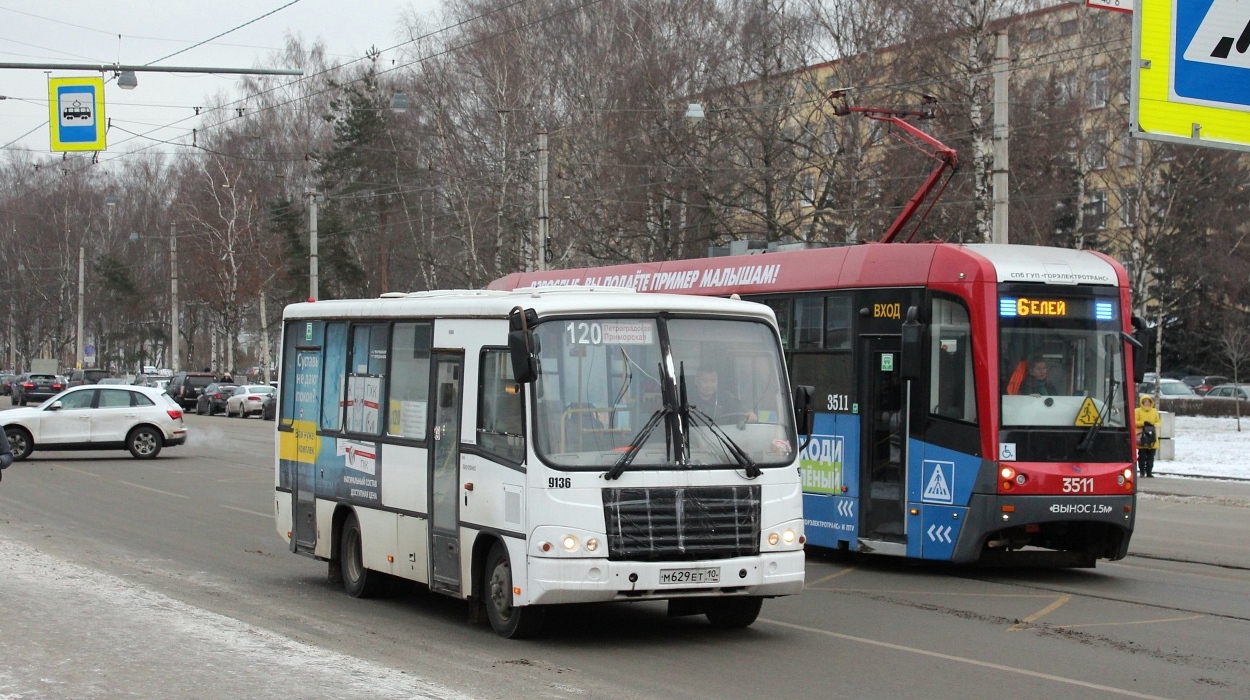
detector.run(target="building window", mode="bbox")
[1087,67,1108,109]
[1084,190,1107,230]
[1059,19,1078,37]
[1119,187,1138,228]
[1027,27,1047,43]
[1086,130,1108,170]
[1057,73,1078,103]
[1116,136,1137,167]
[800,172,816,203]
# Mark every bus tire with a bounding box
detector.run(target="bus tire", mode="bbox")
[341,512,384,598]
[702,597,764,629]
[484,542,544,638]
[6,426,33,461]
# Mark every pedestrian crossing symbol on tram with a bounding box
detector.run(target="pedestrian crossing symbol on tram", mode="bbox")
[922,460,954,504]
[1074,397,1101,427]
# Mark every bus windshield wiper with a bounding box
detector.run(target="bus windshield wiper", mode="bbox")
[604,406,671,481]
[689,406,760,478]
[1077,378,1118,453]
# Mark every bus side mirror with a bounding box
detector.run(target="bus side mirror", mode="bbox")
[901,305,924,380]
[792,385,815,441]
[508,306,541,384]
[1129,316,1149,383]
[508,330,540,384]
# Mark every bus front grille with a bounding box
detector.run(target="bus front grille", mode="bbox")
[602,486,761,561]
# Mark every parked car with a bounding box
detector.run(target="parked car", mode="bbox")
[261,392,276,421]
[167,371,217,410]
[1182,375,1230,396]
[67,368,113,388]
[1204,384,1250,401]
[1155,378,1197,397]
[11,373,65,406]
[224,384,275,418]
[97,377,128,385]
[2,384,187,460]
[195,383,239,415]
[0,373,16,396]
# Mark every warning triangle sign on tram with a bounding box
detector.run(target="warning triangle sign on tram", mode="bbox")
[923,464,951,502]
[1074,397,1101,427]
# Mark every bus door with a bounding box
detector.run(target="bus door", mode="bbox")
[292,348,321,552]
[860,336,908,545]
[429,352,464,594]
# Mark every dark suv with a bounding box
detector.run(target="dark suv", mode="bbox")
[11,373,64,405]
[167,371,217,410]
[68,368,113,387]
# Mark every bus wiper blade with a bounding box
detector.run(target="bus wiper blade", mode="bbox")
[604,407,670,481]
[689,406,760,478]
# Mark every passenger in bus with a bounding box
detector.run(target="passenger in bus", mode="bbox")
[1009,357,1058,396]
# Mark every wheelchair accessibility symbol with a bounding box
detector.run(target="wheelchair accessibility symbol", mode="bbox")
[999,442,1016,461]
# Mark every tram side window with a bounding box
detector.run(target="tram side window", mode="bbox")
[321,322,347,431]
[477,349,525,463]
[387,322,432,439]
[764,298,792,350]
[825,295,852,350]
[930,298,977,423]
[346,323,388,435]
[794,297,823,349]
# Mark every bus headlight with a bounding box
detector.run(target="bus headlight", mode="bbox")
[766,526,802,549]
[562,535,579,552]
[585,538,599,552]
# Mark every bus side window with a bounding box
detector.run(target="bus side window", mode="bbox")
[930,298,976,424]
[478,349,525,463]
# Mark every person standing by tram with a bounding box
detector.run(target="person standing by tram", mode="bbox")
[1135,394,1160,478]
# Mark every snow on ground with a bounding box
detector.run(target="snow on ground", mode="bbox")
[1158,415,1250,480]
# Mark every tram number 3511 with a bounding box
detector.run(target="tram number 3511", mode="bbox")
[1062,477,1095,493]
[826,394,850,411]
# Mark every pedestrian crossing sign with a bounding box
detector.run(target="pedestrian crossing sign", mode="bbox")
[1074,397,1101,426]
[1134,0,1250,151]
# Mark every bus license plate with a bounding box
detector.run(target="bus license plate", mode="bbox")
[659,567,720,585]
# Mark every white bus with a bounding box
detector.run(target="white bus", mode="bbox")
[275,287,811,637]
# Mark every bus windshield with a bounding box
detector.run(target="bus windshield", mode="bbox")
[999,295,1129,429]
[533,316,795,470]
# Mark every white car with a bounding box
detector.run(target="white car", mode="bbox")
[3,384,187,461]
[224,384,275,418]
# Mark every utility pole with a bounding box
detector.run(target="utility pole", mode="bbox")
[992,31,1010,245]
[535,131,548,272]
[76,243,84,370]
[170,222,179,372]
[307,189,319,301]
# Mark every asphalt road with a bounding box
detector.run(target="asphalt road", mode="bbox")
[2,410,1249,700]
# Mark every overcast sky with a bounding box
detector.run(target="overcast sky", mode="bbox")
[0,0,440,160]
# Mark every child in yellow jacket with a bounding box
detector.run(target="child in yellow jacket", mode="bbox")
[1135,395,1160,477]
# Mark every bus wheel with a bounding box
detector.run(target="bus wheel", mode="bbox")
[702,597,764,629]
[484,542,544,638]
[340,512,383,598]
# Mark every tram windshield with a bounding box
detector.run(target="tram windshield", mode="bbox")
[532,316,796,470]
[999,294,1129,429]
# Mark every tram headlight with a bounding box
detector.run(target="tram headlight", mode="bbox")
[1000,467,1016,480]
[1124,468,1134,480]
[1015,473,1027,485]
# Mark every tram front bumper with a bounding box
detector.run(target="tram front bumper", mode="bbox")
[523,551,805,606]
[952,493,1136,563]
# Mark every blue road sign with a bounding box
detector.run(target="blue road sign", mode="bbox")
[1173,0,1250,110]
[47,76,106,152]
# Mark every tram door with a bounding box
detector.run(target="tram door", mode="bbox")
[429,353,464,594]
[860,336,908,543]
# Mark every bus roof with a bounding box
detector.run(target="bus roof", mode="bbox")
[282,286,779,324]
[488,242,1124,295]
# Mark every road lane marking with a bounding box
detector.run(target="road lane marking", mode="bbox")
[1009,594,1072,631]
[1053,614,1204,630]
[758,617,1175,700]
[116,481,189,499]
[48,463,102,478]
[806,567,857,587]
[221,504,271,519]
[820,587,1052,598]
